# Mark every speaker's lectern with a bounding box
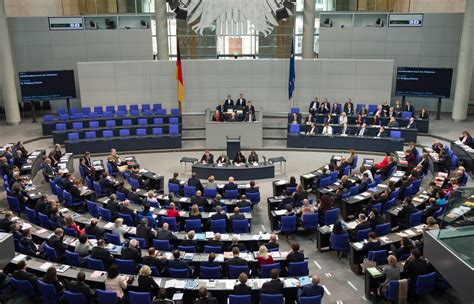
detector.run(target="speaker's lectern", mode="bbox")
[226,136,241,160]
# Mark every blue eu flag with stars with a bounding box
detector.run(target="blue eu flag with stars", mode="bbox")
[288,36,295,100]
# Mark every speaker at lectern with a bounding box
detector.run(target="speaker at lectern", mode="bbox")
[226,136,241,160]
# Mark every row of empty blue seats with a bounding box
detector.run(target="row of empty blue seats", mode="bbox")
[55,117,179,131]
[67,126,179,140]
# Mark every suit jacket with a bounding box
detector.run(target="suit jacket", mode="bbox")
[210,212,227,221]
[42,164,54,178]
[359,180,369,193]
[216,156,229,164]
[236,98,246,107]
[136,225,154,245]
[85,225,105,239]
[13,157,26,168]
[224,183,238,191]
[13,270,38,286]
[397,204,418,229]
[200,153,214,164]
[90,246,114,267]
[107,199,121,220]
[309,101,319,114]
[156,229,175,240]
[261,279,284,294]
[67,281,94,302]
[121,246,141,264]
[207,240,224,250]
[48,235,67,256]
[188,177,203,192]
[224,99,234,111]
[142,255,168,273]
[230,214,245,221]
[227,256,248,266]
[234,283,252,295]
[286,251,304,263]
[194,297,218,304]
[301,284,324,298]
[216,104,225,113]
[168,259,190,270]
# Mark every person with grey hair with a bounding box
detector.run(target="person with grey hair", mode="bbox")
[121,238,141,264]
[210,205,227,220]
[106,193,121,221]
[298,275,324,300]
[136,217,156,247]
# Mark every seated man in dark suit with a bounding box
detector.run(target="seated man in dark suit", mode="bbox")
[12,260,38,287]
[136,218,156,248]
[264,234,279,251]
[201,252,220,268]
[66,272,95,303]
[187,172,203,192]
[167,250,192,275]
[234,273,252,295]
[210,205,227,220]
[227,247,248,266]
[47,228,68,260]
[13,151,26,168]
[121,239,141,265]
[261,269,284,294]
[42,158,55,181]
[142,247,168,275]
[207,233,224,251]
[229,207,245,221]
[358,173,370,193]
[349,214,371,241]
[286,242,304,263]
[156,223,176,240]
[397,198,418,230]
[99,172,116,195]
[106,194,121,221]
[191,190,208,208]
[119,200,136,221]
[168,172,182,191]
[85,219,105,239]
[90,239,115,269]
[223,176,238,192]
[200,150,214,164]
[298,275,324,301]
[368,208,385,230]
[194,287,217,304]
[236,195,251,208]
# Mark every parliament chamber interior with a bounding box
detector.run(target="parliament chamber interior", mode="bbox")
[0,0,473,303]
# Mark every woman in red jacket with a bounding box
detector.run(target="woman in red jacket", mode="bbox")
[166,202,180,218]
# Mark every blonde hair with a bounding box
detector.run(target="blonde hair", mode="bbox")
[139,265,151,276]
[65,215,74,226]
[188,230,195,240]
[114,218,123,226]
[147,191,154,198]
[258,245,269,259]
[190,204,200,216]
[302,199,309,207]
[426,216,436,226]
[387,255,397,267]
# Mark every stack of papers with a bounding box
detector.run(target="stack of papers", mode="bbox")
[12,254,27,263]
[299,276,311,286]
[284,278,299,287]
[274,210,287,216]
[205,232,215,239]
[366,267,382,276]
[39,262,53,270]
[353,242,363,250]
[185,280,198,289]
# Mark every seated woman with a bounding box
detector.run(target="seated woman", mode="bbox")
[65,215,84,237]
[338,112,348,125]
[256,245,274,267]
[379,255,400,297]
[105,265,128,301]
[386,116,399,128]
[216,153,229,164]
[303,113,314,125]
[289,112,300,124]
[212,110,224,122]
[43,267,65,293]
[138,265,160,298]
[189,204,202,220]
[305,122,317,135]
[233,152,246,165]
[248,151,259,163]
[459,130,473,147]
[297,199,317,215]
[418,108,429,120]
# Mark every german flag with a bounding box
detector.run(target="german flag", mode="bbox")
[176,40,184,113]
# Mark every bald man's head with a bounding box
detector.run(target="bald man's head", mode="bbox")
[162,223,169,230]
[312,275,320,285]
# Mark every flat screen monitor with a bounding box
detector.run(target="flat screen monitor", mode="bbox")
[19,70,77,101]
[395,67,453,98]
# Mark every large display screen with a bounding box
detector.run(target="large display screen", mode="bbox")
[19,70,77,101]
[395,67,453,98]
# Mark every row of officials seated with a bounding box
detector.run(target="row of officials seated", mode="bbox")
[214,94,256,122]
[294,123,399,137]
[199,150,260,165]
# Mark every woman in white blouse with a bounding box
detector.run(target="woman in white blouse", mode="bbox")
[111,218,127,244]
[105,265,128,300]
[339,112,348,125]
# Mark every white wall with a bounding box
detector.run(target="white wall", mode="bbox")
[77,59,394,112]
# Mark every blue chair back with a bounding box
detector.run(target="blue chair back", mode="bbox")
[68,132,79,141]
[289,123,300,134]
[56,123,67,131]
[122,119,132,126]
[178,245,196,253]
[300,296,322,304]
[390,131,401,138]
[228,265,249,279]
[105,232,121,245]
[66,250,81,267]
[229,294,251,304]
[85,131,96,139]
[87,200,100,217]
[168,183,181,195]
[38,212,52,229]
[302,213,318,230]
[63,227,77,237]
[185,219,202,232]
[411,179,422,194]
[25,207,37,224]
[371,203,382,214]
[261,263,280,278]
[204,187,217,198]
[330,233,349,252]
[356,227,372,241]
[169,124,179,135]
[117,212,134,226]
[368,104,377,114]
[246,191,260,204]
[324,208,340,225]
[224,189,239,199]
[99,207,112,222]
[368,249,387,265]
[401,111,412,118]
[152,127,163,135]
[281,215,297,234]
[87,257,105,270]
[409,211,423,227]
[210,219,227,233]
[450,154,458,170]
[129,291,152,304]
[105,120,116,127]
[403,184,413,198]
[415,272,436,295]
[44,243,58,262]
[103,130,113,137]
[204,245,223,254]
[169,268,190,278]
[184,185,196,197]
[136,128,147,136]
[200,266,222,279]
[261,293,284,304]
[72,122,83,130]
[38,280,58,304]
[129,178,140,190]
[96,290,118,304]
[161,216,178,231]
[375,223,391,236]
[63,291,87,304]
[43,114,54,122]
[232,219,249,233]
[288,261,309,276]
[350,185,359,196]
[153,239,171,251]
[11,278,35,297]
[116,259,136,274]
[319,176,332,188]
[119,129,130,137]
[171,108,180,115]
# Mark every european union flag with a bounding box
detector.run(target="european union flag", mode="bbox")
[288,36,295,100]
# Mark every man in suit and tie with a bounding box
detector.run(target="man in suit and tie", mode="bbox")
[224,95,234,111]
[376,126,386,137]
[47,228,68,260]
[358,173,370,193]
[235,94,246,108]
[13,150,26,168]
[244,101,256,122]
[42,158,55,181]
[357,123,368,136]
[12,261,38,287]
[298,275,325,301]
[200,150,214,164]
[227,247,248,266]
[404,101,414,114]
[223,176,238,191]
[90,239,115,269]
[167,250,192,274]
[188,172,203,192]
[339,123,351,135]
[308,97,319,115]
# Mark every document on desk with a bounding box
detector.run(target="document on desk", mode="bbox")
[353,195,364,200]
[90,271,105,279]
[104,222,114,229]
[284,278,299,287]
[205,231,215,239]
[353,242,363,250]
[164,280,176,289]
[39,262,53,270]
[12,254,27,263]
[224,280,235,290]
[274,210,287,216]
[206,281,216,288]
[154,278,162,286]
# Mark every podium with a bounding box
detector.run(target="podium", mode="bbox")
[226,136,241,160]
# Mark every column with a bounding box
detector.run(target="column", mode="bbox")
[0,0,21,125]
[452,0,473,121]
[155,0,169,60]
[302,0,316,59]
